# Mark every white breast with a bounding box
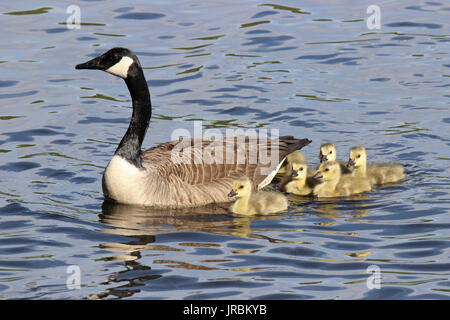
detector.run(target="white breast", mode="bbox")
[102,155,147,204]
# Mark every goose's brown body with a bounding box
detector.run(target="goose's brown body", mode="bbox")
[103,136,310,207]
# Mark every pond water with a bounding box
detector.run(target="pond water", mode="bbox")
[0,0,449,299]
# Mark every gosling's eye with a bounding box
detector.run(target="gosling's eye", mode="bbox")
[239,185,244,189]
[329,151,333,154]
[357,155,361,158]
[325,168,329,172]
[300,167,304,171]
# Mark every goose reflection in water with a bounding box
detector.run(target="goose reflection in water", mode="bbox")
[99,200,292,240]
[93,197,374,299]
[90,201,294,299]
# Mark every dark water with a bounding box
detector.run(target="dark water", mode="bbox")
[0,0,449,299]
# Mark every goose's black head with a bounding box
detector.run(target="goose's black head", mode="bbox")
[75,47,141,79]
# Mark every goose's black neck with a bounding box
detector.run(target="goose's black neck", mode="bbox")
[115,63,151,168]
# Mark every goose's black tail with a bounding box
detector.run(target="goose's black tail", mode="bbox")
[280,136,312,154]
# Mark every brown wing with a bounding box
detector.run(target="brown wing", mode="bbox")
[141,136,310,207]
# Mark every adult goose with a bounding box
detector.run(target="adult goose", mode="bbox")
[76,47,311,207]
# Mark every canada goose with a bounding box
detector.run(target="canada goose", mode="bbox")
[228,176,288,215]
[281,162,317,196]
[347,145,405,185]
[75,47,311,207]
[318,142,351,174]
[312,161,371,198]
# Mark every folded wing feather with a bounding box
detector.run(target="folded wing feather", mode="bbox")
[139,136,310,207]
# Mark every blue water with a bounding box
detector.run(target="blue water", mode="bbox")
[0,0,449,299]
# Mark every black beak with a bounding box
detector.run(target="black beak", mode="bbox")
[75,55,104,70]
[347,158,355,168]
[291,170,298,177]
[319,154,328,163]
[313,171,323,179]
[228,189,237,197]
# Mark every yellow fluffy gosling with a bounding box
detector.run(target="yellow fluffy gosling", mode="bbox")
[319,142,351,174]
[313,161,371,198]
[347,145,405,185]
[229,176,288,215]
[277,150,306,176]
[277,150,315,187]
[281,162,318,196]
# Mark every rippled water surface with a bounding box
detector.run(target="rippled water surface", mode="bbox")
[0,0,449,299]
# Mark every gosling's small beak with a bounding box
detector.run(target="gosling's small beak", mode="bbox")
[75,55,104,70]
[313,171,323,179]
[347,158,355,168]
[228,189,237,197]
[291,170,298,177]
[319,154,328,163]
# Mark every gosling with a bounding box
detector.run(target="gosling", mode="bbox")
[347,145,405,185]
[281,162,318,196]
[313,161,371,198]
[229,176,288,215]
[277,150,314,187]
[319,142,351,174]
[277,150,306,177]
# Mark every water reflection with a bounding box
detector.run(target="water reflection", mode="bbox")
[99,200,291,241]
[95,195,380,299]
[95,200,299,299]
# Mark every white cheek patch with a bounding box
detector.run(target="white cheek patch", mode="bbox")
[105,56,134,78]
